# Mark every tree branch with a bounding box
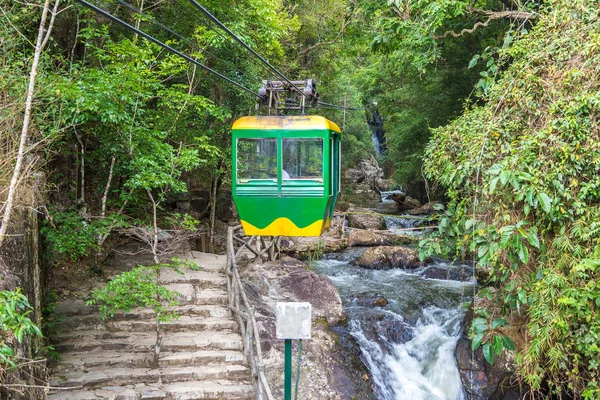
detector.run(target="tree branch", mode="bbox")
[432,8,536,39]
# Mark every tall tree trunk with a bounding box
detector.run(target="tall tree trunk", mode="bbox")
[147,190,160,264]
[0,0,58,248]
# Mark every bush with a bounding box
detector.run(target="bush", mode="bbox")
[422,1,600,397]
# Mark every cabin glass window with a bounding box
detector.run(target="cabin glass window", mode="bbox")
[282,138,323,181]
[237,138,278,182]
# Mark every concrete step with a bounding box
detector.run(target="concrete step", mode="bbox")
[159,270,227,287]
[53,349,246,373]
[53,305,232,332]
[183,252,227,272]
[161,379,254,400]
[108,317,238,333]
[47,380,254,400]
[51,365,250,389]
[54,331,244,353]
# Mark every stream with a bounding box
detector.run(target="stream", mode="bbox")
[313,197,477,400]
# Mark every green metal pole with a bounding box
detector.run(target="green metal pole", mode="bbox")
[284,339,292,400]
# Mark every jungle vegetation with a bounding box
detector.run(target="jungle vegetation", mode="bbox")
[1,0,599,398]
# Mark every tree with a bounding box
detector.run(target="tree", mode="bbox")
[87,263,181,369]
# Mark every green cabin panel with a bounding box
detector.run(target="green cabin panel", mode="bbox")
[232,116,341,236]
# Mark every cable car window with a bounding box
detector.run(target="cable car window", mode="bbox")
[282,138,323,181]
[237,138,278,182]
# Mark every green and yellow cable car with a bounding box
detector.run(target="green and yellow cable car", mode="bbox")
[232,115,341,236]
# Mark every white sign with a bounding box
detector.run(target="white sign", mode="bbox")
[276,302,312,340]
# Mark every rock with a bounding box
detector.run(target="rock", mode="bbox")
[389,193,421,211]
[420,264,473,282]
[348,229,415,247]
[358,312,414,352]
[456,298,527,400]
[238,258,373,399]
[406,202,440,215]
[346,208,387,230]
[344,155,383,185]
[354,293,389,308]
[280,269,347,325]
[376,178,399,191]
[280,236,347,258]
[356,246,423,270]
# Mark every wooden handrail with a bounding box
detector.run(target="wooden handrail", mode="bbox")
[226,226,277,400]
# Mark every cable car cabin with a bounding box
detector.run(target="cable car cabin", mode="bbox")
[232,115,341,237]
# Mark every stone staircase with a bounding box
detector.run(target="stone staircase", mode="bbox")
[48,252,254,400]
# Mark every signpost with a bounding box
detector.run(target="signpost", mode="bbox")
[276,302,311,400]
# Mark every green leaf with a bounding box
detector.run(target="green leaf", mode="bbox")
[493,335,504,355]
[482,342,495,364]
[473,318,488,334]
[537,192,552,213]
[501,336,516,351]
[491,318,507,329]
[518,242,529,264]
[472,332,484,350]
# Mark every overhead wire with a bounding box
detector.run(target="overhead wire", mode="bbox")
[173,0,279,80]
[116,0,256,77]
[186,0,307,97]
[74,0,262,99]
[77,0,361,111]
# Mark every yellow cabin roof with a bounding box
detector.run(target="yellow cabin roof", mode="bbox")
[232,116,341,133]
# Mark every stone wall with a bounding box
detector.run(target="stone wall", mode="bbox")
[0,209,46,399]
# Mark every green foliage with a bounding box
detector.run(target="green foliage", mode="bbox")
[86,263,181,323]
[0,289,42,369]
[422,0,600,396]
[42,210,128,262]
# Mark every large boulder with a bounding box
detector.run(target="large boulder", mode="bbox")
[376,178,399,192]
[419,264,474,282]
[239,257,373,399]
[346,208,387,230]
[356,246,423,270]
[348,229,415,247]
[357,312,414,352]
[455,296,528,400]
[388,192,421,211]
[406,202,440,215]
[344,155,383,186]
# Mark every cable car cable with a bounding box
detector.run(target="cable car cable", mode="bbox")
[74,0,262,99]
[186,0,306,97]
[116,0,259,77]
[172,0,278,80]
[185,0,361,111]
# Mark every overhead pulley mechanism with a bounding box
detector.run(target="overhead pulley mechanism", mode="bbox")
[258,79,319,115]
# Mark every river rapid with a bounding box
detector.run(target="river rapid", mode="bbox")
[313,196,477,400]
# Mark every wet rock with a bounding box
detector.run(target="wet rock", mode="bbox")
[388,193,421,211]
[348,229,416,247]
[344,155,384,185]
[420,264,474,282]
[406,202,440,215]
[346,208,387,230]
[456,300,527,400]
[359,312,414,352]
[356,246,424,270]
[354,293,389,308]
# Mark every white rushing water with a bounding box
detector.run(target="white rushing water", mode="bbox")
[314,213,474,400]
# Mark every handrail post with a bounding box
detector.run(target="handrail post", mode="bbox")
[284,339,292,400]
